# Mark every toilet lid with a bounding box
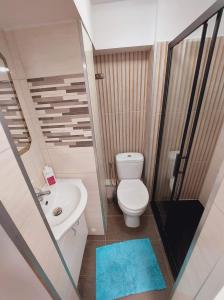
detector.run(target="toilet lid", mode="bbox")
[117,179,149,210]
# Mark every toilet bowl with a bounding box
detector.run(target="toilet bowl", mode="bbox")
[117,179,149,227]
[115,152,149,227]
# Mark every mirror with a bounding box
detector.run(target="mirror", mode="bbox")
[0,53,31,154]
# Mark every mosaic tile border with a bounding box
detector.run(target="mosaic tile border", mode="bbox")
[28,74,93,148]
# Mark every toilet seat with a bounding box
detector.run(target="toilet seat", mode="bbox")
[117,179,149,211]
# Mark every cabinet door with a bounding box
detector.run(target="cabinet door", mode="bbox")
[58,215,88,284]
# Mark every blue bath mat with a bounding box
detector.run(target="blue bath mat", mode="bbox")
[96,238,166,300]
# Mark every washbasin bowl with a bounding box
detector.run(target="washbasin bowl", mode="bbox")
[40,178,87,241]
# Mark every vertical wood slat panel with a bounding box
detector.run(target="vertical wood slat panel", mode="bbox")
[181,37,224,199]
[157,40,200,200]
[95,37,224,202]
[149,37,224,202]
[95,50,151,180]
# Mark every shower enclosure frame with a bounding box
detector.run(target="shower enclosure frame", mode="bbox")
[151,0,224,279]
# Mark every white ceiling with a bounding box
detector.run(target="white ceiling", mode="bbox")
[0,0,78,30]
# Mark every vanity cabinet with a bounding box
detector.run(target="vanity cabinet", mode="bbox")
[58,214,88,284]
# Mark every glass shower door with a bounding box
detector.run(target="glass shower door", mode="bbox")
[151,11,224,278]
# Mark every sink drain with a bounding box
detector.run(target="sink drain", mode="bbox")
[53,207,63,216]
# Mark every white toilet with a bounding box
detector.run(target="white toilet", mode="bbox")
[116,152,149,228]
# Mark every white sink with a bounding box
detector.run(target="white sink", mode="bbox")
[40,178,87,241]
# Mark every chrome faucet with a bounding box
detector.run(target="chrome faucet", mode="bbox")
[35,188,51,202]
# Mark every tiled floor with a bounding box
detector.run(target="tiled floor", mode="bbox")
[78,200,174,300]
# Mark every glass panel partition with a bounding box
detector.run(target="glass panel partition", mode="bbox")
[151,9,224,278]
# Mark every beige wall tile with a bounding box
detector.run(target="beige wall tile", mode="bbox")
[56,171,99,191]
[22,144,45,187]
[7,22,83,78]
[85,189,102,213]
[3,30,26,80]
[196,255,224,300]
[84,211,105,235]
[0,123,10,153]
[0,30,26,80]
[48,147,97,174]
[0,148,37,229]
[172,291,192,300]
[40,148,53,166]
[172,242,212,299]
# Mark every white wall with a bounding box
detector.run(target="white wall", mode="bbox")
[0,225,51,300]
[156,0,216,41]
[74,0,218,49]
[92,0,157,49]
[73,0,94,42]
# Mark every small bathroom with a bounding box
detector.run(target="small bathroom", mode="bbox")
[1,0,224,300]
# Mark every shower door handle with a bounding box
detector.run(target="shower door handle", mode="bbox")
[173,153,181,178]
